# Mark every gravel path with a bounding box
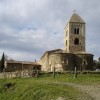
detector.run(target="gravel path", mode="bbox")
[53,82,100,100]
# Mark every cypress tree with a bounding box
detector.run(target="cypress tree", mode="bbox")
[0,53,5,72]
[0,60,1,68]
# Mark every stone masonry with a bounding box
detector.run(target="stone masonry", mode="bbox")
[39,13,93,72]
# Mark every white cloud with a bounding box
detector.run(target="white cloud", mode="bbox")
[0,0,100,61]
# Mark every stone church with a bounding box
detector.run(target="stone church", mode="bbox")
[38,13,94,71]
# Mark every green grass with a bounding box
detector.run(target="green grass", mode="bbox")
[37,73,100,85]
[0,73,100,100]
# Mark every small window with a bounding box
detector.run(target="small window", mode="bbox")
[66,30,68,36]
[66,40,67,46]
[66,59,68,65]
[83,61,86,65]
[82,60,87,66]
[74,38,79,45]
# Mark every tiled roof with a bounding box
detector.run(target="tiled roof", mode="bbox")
[7,60,40,65]
[69,13,85,23]
[41,49,63,59]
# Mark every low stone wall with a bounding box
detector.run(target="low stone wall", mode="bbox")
[0,70,38,78]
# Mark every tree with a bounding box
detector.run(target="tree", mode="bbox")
[0,53,5,72]
[0,60,1,68]
[93,58,100,70]
[93,60,97,70]
[97,57,100,69]
[96,62,100,69]
[98,57,100,62]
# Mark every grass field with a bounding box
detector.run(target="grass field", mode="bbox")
[0,73,100,100]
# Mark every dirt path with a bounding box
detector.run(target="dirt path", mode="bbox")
[53,82,100,100]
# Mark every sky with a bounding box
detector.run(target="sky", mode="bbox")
[0,0,100,61]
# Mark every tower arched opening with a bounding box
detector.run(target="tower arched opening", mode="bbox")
[74,38,79,45]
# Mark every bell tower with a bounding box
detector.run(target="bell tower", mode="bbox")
[64,13,85,53]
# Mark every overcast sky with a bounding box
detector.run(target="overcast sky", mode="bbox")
[0,0,100,61]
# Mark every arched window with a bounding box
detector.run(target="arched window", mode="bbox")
[77,28,79,34]
[82,60,87,66]
[74,27,79,34]
[66,40,67,46]
[74,38,79,45]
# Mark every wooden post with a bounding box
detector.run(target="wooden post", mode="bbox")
[22,62,24,77]
[53,67,55,79]
[36,69,39,78]
[74,67,77,78]
[80,65,82,73]
[10,72,12,78]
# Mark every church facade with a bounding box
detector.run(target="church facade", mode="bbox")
[39,13,94,71]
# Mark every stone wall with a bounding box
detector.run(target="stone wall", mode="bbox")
[40,52,93,72]
[49,53,63,71]
[41,53,49,71]
[41,53,76,72]
[75,53,94,70]
[0,70,33,78]
[49,53,78,71]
